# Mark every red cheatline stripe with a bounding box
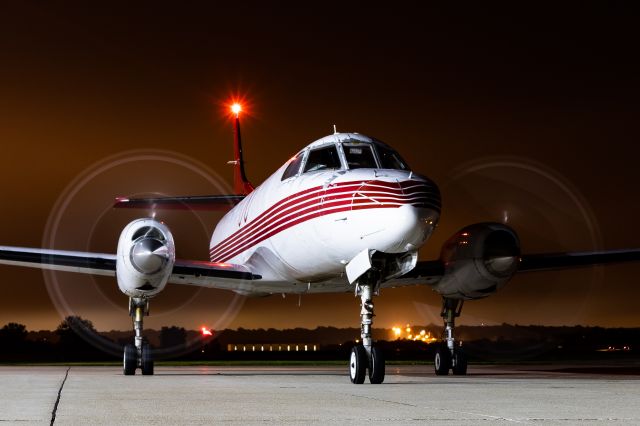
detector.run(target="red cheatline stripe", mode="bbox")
[322,190,434,203]
[209,184,437,259]
[210,192,358,260]
[210,194,430,263]
[211,182,371,252]
[210,188,328,258]
[209,186,431,259]
[212,198,356,261]
[210,185,325,253]
[209,182,422,257]
[211,200,425,263]
[210,193,340,258]
[210,195,435,262]
[212,202,402,262]
[209,180,436,257]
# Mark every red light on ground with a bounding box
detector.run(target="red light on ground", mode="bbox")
[201,327,213,336]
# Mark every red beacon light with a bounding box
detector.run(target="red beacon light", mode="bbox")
[231,103,242,117]
[201,327,213,337]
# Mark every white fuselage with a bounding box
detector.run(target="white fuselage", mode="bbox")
[208,134,441,294]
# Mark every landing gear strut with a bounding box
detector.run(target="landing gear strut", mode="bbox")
[435,297,467,376]
[349,272,385,384]
[123,297,154,376]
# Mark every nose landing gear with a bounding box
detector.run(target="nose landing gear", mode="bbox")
[435,298,467,376]
[123,297,154,376]
[349,273,385,384]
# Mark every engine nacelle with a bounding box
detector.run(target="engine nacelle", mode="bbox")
[433,222,520,300]
[116,218,176,298]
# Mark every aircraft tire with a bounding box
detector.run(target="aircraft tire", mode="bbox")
[434,344,451,376]
[141,343,154,376]
[452,349,468,376]
[123,344,137,376]
[349,345,367,384]
[368,346,385,384]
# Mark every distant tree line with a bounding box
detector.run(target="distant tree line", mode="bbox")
[1,318,639,363]
[0,317,109,362]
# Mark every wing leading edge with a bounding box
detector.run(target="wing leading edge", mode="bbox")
[2,245,638,290]
[113,195,245,211]
[393,248,640,287]
[518,249,640,272]
[0,246,261,287]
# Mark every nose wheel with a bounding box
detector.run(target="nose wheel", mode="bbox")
[123,298,154,376]
[349,278,385,384]
[123,344,137,375]
[349,345,367,384]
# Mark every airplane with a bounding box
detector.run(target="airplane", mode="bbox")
[1,102,639,384]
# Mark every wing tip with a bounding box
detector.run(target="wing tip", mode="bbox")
[113,197,131,208]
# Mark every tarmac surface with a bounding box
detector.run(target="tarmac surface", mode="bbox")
[1,364,639,425]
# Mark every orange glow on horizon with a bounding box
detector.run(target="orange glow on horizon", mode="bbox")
[391,324,437,344]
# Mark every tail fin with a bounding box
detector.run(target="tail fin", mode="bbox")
[232,116,254,195]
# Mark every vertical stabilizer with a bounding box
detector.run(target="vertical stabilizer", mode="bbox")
[232,112,254,195]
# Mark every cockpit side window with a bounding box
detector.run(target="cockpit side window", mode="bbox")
[281,152,305,180]
[377,145,409,170]
[343,144,378,169]
[303,145,342,173]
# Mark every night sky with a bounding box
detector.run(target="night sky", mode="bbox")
[0,2,638,332]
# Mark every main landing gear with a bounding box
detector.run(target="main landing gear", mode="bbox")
[123,297,154,376]
[349,272,385,384]
[434,298,467,376]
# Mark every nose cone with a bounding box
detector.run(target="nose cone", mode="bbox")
[352,177,440,253]
[386,177,440,251]
[401,176,441,214]
[382,204,438,252]
[131,238,169,274]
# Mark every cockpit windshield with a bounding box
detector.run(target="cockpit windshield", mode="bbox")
[376,144,408,170]
[343,144,377,169]
[303,145,342,173]
[296,139,410,176]
[281,152,304,180]
[339,139,409,171]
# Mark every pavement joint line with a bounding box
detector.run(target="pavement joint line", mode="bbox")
[429,406,531,424]
[49,367,70,426]
[342,391,531,424]
[340,392,418,408]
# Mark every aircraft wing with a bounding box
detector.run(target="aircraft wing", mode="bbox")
[394,259,444,283]
[169,259,261,288]
[0,246,117,276]
[0,246,260,288]
[517,249,640,272]
[113,195,245,211]
[391,248,640,287]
